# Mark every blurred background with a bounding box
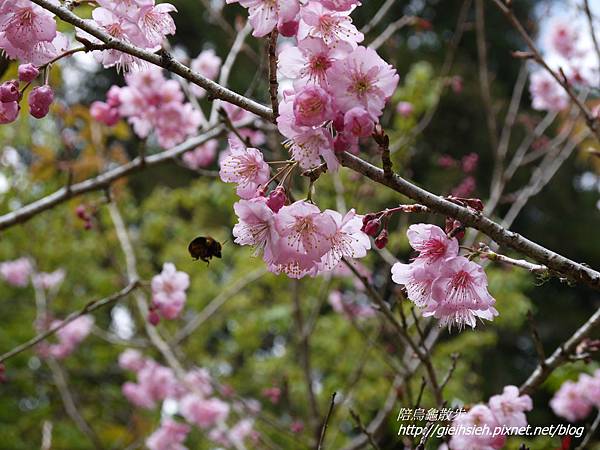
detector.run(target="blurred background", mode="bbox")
[0,0,599,448]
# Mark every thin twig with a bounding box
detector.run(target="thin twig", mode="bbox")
[267,29,279,122]
[575,410,600,450]
[349,409,382,450]
[317,392,337,450]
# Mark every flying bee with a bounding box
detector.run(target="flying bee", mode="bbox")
[188,236,223,264]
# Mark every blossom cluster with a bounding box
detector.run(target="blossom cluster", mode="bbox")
[0,64,54,124]
[0,257,65,291]
[0,1,69,66]
[550,369,600,422]
[529,17,599,112]
[119,349,259,450]
[82,0,177,70]
[37,315,95,359]
[92,67,202,148]
[391,224,498,329]
[449,385,533,450]
[148,262,190,324]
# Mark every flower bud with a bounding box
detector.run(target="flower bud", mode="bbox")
[278,20,299,37]
[75,205,88,220]
[0,101,19,124]
[362,218,380,236]
[148,310,161,326]
[0,80,20,103]
[267,186,287,213]
[18,64,40,83]
[374,228,389,249]
[396,101,414,117]
[29,85,54,119]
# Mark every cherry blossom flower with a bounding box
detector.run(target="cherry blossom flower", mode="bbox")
[123,361,178,409]
[184,368,214,397]
[151,263,190,320]
[292,85,333,127]
[233,197,280,263]
[0,81,19,103]
[190,49,222,98]
[321,0,361,11]
[119,349,148,373]
[298,1,363,48]
[228,0,300,37]
[32,269,65,291]
[136,3,177,48]
[43,315,94,359]
[146,419,190,450]
[219,139,270,199]
[0,257,32,287]
[488,385,533,428]
[89,8,141,70]
[529,70,569,112]
[449,405,506,450]
[274,200,337,266]
[328,46,399,119]
[391,261,438,308]
[262,386,281,404]
[578,370,600,408]
[427,256,498,329]
[318,209,371,271]
[549,21,579,59]
[550,379,593,422]
[407,224,459,264]
[0,1,57,59]
[180,395,230,428]
[278,37,352,87]
[344,107,374,137]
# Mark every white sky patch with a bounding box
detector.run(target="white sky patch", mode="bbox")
[110,305,136,340]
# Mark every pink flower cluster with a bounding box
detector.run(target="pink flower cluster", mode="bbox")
[391,224,498,329]
[92,67,202,148]
[0,257,33,287]
[0,65,55,124]
[149,262,190,324]
[81,0,177,70]
[119,349,259,449]
[224,154,371,277]
[236,0,397,169]
[328,290,375,320]
[449,385,533,450]
[38,316,94,359]
[550,370,600,422]
[0,1,70,65]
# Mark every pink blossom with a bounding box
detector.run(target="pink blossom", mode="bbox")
[118,349,148,373]
[229,0,300,37]
[146,419,190,450]
[328,46,399,119]
[90,101,121,126]
[184,368,214,397]
[183,139,218,169]
[321,0,361,11]
[89,8,140,70]
[136,3,177,48]
[293,85,333,127]
[529,71,569,112]
[151,263,190,320]
[262,386,281,404]
[274,200,337,267]
[449,405,506,450]
[0,101,19,125]
[28,85,54,119]
[278,37,352,87]
[550,379,593,422]
[154,102,202,148]
[427,256,498,329]
[0,1,57,58]
[343,107,374,138]
[488,385,533,428]
[298,1,363,48]
[266,186,287,213]
[229,419,257,447]
[123,362,178,409]
[407,224,459,265]
[318,209,371,271]
[18,63,39,83]
[579,370,600,408]
[451,176,476,198]
[32,269,65,290]
[391,261,438,308]
[219,139,270,199]
[549,21,579,59]
[396,101,414,117]
[46,315,94,359]
[190,49,222,98]
[0,257,32,287]
[233,197,280,263]
[180,395,230,428]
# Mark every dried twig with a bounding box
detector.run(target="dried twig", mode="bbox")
[317,392,337,450]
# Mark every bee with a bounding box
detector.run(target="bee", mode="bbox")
[188,236,223,264]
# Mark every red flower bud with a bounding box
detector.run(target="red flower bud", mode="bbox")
[362,218,380,236]
[375,229,389,249]
[148,310,161,326]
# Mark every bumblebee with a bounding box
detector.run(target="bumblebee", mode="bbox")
[188,236,222,264]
